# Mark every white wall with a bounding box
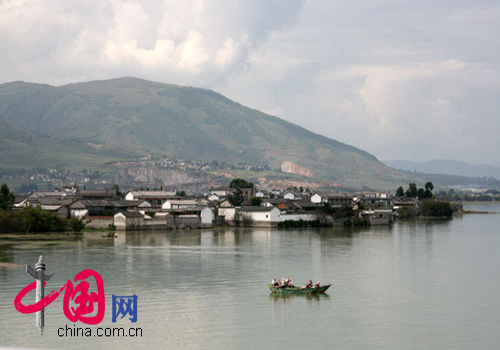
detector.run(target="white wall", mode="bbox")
[218,207,236,220]
[283,192,295,200]
[71,209,88,218]
[201,207,214,225]
[125,192,135,201]
[311,193,322,204]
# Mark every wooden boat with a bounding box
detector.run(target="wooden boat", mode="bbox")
[268,284,319,294]
[316,284,331,293]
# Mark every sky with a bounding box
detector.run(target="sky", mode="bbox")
[1,0,499,164]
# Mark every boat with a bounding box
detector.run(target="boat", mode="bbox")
[316,284,331,293]
[268,284,319,294]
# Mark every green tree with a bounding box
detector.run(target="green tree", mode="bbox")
[177,190,186,196]
[335,205,353,219]
[423,181,434,199]
[250,197,262,206]
[69,215,87,233]
[0,184,15,211]
[405,183,418,198]
[18,206,67,233]
[229,178,254,189]
[417,188,425,199]
[420,201,453,218]
[228,188,244,206]
[396,186,405,197]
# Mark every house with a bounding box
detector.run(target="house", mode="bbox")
[354,191,393,206]
[124,191,178,207]
[281,190,303,201]
[291,201,318,212]
[239,186,255,199]
[26,197,75,218]
[164,207,214,228]
[255,190,270,198]
[235,206,281,226]
[208,193,220,202]
[162,199,201,210]
[360,209,393,225]
[76,189,118,200]
[311,191,352,207]
[210,187,232,197]
[114,211,145,230]
[70,199,150,218]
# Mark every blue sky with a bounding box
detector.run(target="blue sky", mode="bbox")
[1,0,499,164]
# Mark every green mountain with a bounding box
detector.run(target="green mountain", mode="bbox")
[0,77,409,188]
[0,120,139,170]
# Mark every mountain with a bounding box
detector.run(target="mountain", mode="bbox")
[0,119,138,170]
[385,159,500,180]
[0,77,409,188]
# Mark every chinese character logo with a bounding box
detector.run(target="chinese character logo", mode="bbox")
[14,256,105,332]
[112,295,138,323]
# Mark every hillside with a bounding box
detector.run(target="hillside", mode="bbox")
[0,120,139,170]
[0,77,409,188]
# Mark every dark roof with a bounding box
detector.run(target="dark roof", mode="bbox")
[77,189,117,198]
[315,191,351,199]
[237,206,276,212]
[293,201,317,209]
[70,199,138,209]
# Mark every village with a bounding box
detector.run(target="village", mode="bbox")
[8,179,408,231]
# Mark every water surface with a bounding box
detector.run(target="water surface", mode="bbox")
[0,202,499,349]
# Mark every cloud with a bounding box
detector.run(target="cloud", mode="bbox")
[0,0,303,84]
[1,0,499,163]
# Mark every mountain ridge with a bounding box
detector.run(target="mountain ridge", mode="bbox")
[0,77,407,188]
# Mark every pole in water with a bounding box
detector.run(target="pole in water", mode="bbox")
[26,255,54,334]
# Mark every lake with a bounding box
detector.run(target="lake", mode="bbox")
[1,202,499,349]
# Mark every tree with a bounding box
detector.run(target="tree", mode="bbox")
[423,181,434,199]
[420,201,453,218]
[0,184,15,211]
[250,197,262,206]
[69,215,88,233]
[177,190,186,196]
[229,178,254,189]
[424,182,434,192]
[396,186,405,197]
[228,188,244,206]
[417,188,425,199]
[405,183,418,198]
[112,184,122,197]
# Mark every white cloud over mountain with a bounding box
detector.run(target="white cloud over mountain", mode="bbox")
[1,0,499,163]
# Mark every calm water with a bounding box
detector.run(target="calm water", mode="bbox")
[1,203,499,349]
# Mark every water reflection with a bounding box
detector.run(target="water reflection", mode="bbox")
[2,211,500,349]
[269,292,330,303]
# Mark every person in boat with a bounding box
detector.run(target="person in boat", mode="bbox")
[271,278,279,287]
[281,277,286,288]
[288,278,295,287]
[284,277,289,286]
[305,280,313,288]
[315,281,320,288]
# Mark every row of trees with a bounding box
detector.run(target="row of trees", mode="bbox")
[396,182,434,199]
[0,183,87,233]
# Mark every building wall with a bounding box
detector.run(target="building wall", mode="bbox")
[200,207,214,225]
[87,217,114,228]
[71,209,89,218]
[280,213,317,222]
[218,207,236,221]
[311,194,322,204]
